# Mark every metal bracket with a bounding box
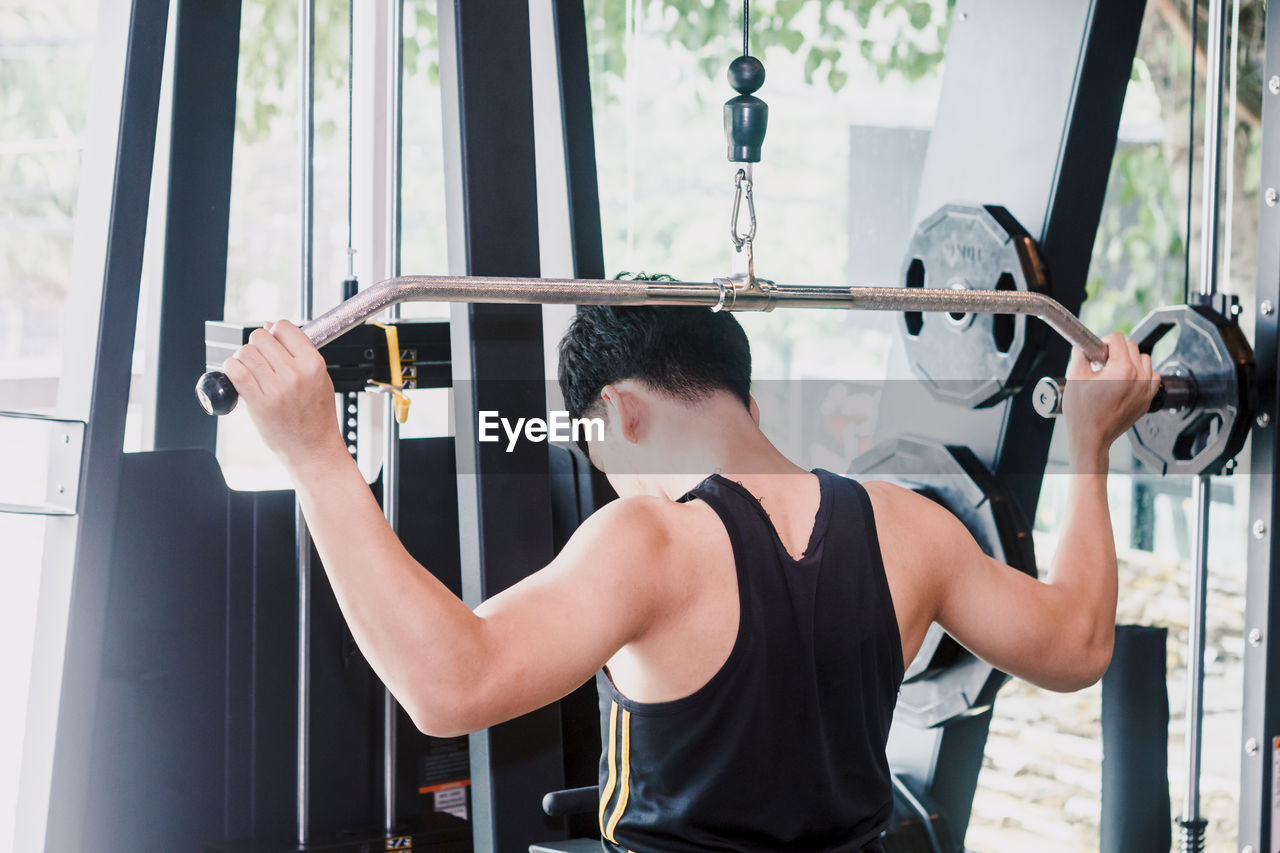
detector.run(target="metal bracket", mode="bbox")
[712,274,779,313]
[0,411,85,516]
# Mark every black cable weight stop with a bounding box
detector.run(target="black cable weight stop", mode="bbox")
[725,55,768,162]
[1177,818,1207,853]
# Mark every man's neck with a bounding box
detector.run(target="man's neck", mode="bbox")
[629,399,808,501]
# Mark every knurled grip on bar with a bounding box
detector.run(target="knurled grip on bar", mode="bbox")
[195,273,1117,416]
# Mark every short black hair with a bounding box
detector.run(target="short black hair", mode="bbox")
[557,301,752,423]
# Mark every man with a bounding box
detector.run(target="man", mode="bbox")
[222,304,1157,852]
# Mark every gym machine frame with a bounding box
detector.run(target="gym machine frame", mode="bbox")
[193,3,1202,852]
[1240,0,1280,850]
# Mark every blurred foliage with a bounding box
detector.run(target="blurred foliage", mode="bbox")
[3,0,1271,365]
[404,2,439,86]
[236,0,439,143]
[584,0,954,98]
[235,0,350,142]
[1082,144,1186,337]
[234,0,953,145]
[0,4,93,310]
[217,0,1263,372]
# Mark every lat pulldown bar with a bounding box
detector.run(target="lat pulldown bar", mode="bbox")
[195,271,1187,417]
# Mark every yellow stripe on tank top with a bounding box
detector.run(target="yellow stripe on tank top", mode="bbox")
[604,708,632,842]
[599,702,619,836]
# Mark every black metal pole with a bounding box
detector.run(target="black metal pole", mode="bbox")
[439,2,565,850]
[153,0,241,452]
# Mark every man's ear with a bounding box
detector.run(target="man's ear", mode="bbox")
[748,395,761,427]
[600,384,644,444]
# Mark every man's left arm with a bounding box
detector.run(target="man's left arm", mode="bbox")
[221,321,666,736]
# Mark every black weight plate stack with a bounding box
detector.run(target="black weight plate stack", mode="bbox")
[1127,302,1254,476]
[900,204,1051,409]
[850,436,1037,729]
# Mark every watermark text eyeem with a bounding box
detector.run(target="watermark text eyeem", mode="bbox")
[478,411,604,452]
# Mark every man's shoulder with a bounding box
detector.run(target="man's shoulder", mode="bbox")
[859,478,973,573]
[586,494,706,535]
[574,494,720,562]
[859,478,920,526]
[860,478,949,520]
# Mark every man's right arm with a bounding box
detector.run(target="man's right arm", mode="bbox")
[223,320,677,737]
[869,334,1158,692]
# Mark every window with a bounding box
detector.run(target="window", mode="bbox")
[216,0,450,489]
[0,1,102,846]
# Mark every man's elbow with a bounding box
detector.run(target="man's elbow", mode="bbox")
[402,625,495,737]
[402,686,486,738]
[1068,650,1112,691]
[406,700,479,739]
[1082,639,1114,687]
[1047,637,1113,692]
[1079,621,1116,685]
[409,714,474,739]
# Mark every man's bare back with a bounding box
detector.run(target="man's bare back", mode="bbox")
[592,459,1120,712]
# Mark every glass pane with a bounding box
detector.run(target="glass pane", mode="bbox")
[584,0,949,391]
[400,0,448,314]
[217,0,449,489]
[217,0,307,489]
[225,0,306,326]
[0,512,47,849]
[0,2,100,414]
[581,1,950,471]
[397,0,452,439]
[0,1,100,845]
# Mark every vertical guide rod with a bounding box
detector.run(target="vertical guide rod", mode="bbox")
[296,0,317,846]
[1181,0,1229,847]
[1199,0,1229,301]
[382,0,405,836]
[1182,476,1213,847]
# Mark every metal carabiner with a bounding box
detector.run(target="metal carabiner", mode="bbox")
[730,168,756,252]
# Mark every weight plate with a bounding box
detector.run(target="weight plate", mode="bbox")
[850,436,1037,729]
[899,204,1050,409]
[1127,303,1253,476]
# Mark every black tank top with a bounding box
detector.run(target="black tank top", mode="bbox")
[595,469,904,852]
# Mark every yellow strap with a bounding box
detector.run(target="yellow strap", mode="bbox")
[369,321,411,424]
[599,702,619,837]
[604,709,632,842]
